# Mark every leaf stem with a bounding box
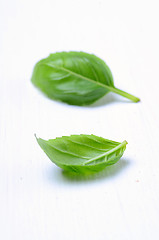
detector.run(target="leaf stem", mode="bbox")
[109,87,140,102]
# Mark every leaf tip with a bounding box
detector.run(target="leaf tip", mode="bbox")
[34,134,38,140]
[125,140,128,145]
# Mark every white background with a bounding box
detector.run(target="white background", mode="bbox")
[1,0,159,239]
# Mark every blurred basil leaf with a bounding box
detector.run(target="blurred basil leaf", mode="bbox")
[31,52,140,105]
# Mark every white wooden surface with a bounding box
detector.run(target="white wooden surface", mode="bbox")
[1,0,159,239]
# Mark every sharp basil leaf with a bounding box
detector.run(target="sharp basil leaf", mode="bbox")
[36,134,127,174]
[31,51,140,105]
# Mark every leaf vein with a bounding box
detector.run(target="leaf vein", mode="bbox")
[66,139,107,151]
[47,142,89,159]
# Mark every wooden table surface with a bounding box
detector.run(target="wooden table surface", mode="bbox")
[1,0,159,239]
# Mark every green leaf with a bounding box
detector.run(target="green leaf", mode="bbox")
[36,134,127,174]
[31,51,140,105]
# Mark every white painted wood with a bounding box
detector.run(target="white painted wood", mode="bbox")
[0,0,159,239]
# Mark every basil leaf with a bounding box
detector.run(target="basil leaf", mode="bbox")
[31,52,140,105]
[36,134,127,174]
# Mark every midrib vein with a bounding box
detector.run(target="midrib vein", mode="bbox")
[45,63,114,91]
[84,141,127,165]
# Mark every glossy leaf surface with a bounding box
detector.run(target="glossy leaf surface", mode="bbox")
[36,134,127,174]
[31,52,140,105]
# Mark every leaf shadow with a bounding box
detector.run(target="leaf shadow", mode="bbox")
[46,92,132,109]
[62,158,130,182]
[88,93,130,108]
[45,158,131,184]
